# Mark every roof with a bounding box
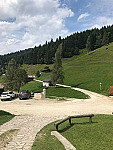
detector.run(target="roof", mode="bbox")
[28,75,35,78]
[43,78,51,82]
[41,68,51,72]
[0,84,4,89]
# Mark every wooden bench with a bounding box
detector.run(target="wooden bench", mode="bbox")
[54,114,94,131]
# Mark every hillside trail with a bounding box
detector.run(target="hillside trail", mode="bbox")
[0,80,113,150]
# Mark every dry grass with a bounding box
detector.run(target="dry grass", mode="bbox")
[0,129,18,149]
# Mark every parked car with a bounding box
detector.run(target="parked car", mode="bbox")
[1,91,15,101]
[19,90,31,100]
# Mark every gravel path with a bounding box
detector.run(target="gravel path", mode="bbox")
[0,116,57,150]
[0,86,113,150]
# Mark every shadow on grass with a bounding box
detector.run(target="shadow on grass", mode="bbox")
[59,123,75,133]
[71,83,84,87]
[0,110,13,116]
[59,122,98,133]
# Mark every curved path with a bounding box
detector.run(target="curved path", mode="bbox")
[0,85,113,150]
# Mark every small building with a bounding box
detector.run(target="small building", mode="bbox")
[0,84,4,95]
[27,75,35,82]
[41,68,51,73]
[43,79,52,87]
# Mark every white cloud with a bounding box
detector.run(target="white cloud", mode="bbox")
[0,0,17,19]
[1,32,7,37]
[0,0,74,55]
[6,39,15,45]
[91,24,102,29]
[97,17,113,26]
[77,13,90,21]
[77,0,113,31]
[89,16,113,29]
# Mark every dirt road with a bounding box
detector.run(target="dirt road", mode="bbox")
[0,87,113,117]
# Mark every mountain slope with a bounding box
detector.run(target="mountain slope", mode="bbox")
[63,42,113,95]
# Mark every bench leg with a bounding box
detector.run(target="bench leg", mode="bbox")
[89,117,92,123]
[55,125,58,131]
[69,117,72,125]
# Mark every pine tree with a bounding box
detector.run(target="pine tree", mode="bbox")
[14,69,27,92]
[4,59,17,91]
[4,59,27,92]
[51,43,64,85]
[35,70,40,78]
[102,31,109,46]
[95,34,102,48]
[86,36,91,53]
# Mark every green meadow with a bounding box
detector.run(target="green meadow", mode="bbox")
[63,43,113,95]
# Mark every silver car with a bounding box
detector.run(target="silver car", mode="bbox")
[1,91,15,101]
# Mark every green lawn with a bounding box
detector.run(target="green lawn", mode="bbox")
[46,86,88,99]
[32,115,113,150]
[60,115,113,150]
[0,110,15,126]
[21,81,88,99]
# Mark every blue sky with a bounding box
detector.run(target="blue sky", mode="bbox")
[0,0,113,55]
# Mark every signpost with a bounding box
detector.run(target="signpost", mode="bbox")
[99,82,102,91]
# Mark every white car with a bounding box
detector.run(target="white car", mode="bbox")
[1,91,15,101]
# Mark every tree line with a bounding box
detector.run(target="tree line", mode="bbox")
[0,25,113,74]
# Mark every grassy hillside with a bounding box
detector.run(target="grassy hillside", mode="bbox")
[17,42,113,96]
[21,64,52,76]
[63,43,113,95]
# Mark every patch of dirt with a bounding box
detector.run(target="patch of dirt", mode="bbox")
[0,129,19,149]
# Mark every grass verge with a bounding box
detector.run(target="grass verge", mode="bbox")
[46,86,88,99]
[0,110,15,126]
[32,121,65,150]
